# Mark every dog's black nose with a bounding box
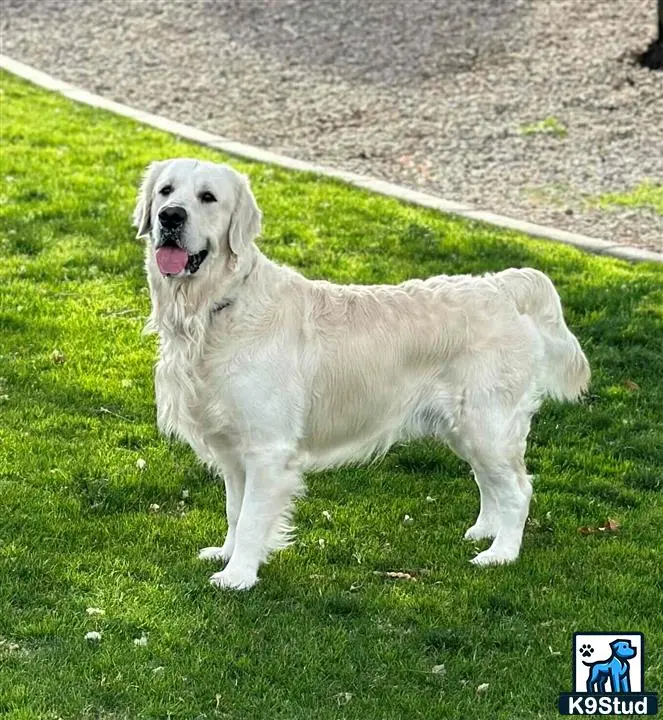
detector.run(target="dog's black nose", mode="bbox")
[159,206,187,229]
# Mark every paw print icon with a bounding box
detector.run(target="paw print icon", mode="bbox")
[579,644,594,658]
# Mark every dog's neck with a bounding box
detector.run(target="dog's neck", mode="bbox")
[144,242,306,360]
[145,243,261,340]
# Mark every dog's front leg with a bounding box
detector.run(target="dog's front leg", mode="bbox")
[611,665,625,693]
[199,457,246,564]
[209,448,302,590]
[621,671,630,693]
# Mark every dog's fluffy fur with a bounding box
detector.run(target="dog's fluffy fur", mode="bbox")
[135,158,590,590]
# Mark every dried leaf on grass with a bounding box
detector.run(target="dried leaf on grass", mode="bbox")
[578,518,620,535]
[600,518,620,532]
[373,570,417,581]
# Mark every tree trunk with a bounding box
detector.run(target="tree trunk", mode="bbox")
[638,0,663,69]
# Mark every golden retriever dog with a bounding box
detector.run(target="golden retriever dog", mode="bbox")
[134,158,590,590]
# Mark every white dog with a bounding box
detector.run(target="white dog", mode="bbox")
[134,158,590,590]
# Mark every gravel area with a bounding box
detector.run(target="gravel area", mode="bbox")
[2,0,662,251]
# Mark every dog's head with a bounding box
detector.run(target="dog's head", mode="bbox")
[610,640,636,660]
[133,158,261,279]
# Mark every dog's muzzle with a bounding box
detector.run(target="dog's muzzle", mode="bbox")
[154,239,209,276]
[157,206,186,248]
[154,205,208,276]
[159,205,187,229]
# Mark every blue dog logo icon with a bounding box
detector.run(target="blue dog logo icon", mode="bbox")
[583,639,636,693]
[558,632,659,715]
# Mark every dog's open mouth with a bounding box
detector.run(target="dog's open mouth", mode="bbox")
[155,242,208,277]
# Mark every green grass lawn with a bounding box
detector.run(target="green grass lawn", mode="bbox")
[1,71,662,720]
[596,180,663,217]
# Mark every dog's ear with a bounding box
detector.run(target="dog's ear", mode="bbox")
[228,172,261,269]
[133,161,165,239]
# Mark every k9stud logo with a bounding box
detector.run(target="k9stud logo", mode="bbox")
[558,633,658,715]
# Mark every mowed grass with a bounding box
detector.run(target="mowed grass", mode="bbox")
[1,71,662,720]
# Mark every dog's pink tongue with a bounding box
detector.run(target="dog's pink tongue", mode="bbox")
[156,247,188,275]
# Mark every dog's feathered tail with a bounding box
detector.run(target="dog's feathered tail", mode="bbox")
[498,268,590,402]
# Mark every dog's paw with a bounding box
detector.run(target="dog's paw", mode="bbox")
[470,547,519,567]
[579,644,594,658]
[464,523,499,541]
[209,567,258,591]
[198,545,232,563]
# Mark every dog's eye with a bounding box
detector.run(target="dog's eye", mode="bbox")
[159,185,173,196]
[200,191,217,204]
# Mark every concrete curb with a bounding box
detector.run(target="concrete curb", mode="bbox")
[2,54,661,264]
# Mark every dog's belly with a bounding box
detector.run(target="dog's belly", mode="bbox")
[301,423,407,469]
[299,374,457,470]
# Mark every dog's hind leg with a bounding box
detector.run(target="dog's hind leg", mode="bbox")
[447,394,534,566]
[469,461,532,566]
[209,447,304,590]
[586,669,598,693]
[429,407,500,541]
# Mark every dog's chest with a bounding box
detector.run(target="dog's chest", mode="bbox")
[154,334,233,453]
